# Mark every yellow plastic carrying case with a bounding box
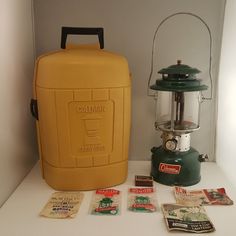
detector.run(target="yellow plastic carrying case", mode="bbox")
[31,27,131,190]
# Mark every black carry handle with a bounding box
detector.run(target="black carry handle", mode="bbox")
[61,27,104,49]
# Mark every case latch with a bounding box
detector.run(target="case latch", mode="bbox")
[30,99,38,120]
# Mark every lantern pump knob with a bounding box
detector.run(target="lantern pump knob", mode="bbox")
[177,60,182,65]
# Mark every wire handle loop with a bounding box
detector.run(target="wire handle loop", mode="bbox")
[147,12,213,100]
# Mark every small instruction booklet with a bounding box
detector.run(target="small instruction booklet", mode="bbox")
[174,187,234,206]
[40,191,84,219]
[162,203,215,233]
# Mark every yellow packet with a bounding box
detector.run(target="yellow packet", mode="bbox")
[40,192,84,219]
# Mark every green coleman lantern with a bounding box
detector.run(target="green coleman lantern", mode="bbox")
[150,60,208,186]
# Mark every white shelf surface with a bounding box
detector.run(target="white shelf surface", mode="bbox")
[0,161,236,236]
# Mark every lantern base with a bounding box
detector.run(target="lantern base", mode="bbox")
[150,146,201,186]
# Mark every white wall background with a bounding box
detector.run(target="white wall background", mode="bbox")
[0,0,229,207]
[34,0,225,161]
[217,0,236,187]
[0,0,37,206]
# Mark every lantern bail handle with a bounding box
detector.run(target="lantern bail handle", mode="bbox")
[147,12,213,100]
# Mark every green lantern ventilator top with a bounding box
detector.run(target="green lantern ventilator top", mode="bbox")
[150,60,208,92]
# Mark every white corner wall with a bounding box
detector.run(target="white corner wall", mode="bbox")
[0,0,37,206]
[217,0,236,186]
[34,0,225,161]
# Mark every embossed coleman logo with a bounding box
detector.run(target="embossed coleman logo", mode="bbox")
[77,105,106,113]
[159,163,181,175]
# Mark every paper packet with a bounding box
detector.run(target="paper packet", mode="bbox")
[162,203,215,233]
[40,191,84,219]
[174,186,233,206]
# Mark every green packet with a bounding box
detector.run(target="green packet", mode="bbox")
[128,187,158,213]
[89,189,121,216]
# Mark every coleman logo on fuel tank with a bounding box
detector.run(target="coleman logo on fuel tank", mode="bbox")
[159,163,181,175]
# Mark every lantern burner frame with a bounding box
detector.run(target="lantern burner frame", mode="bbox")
[161,132,191,152]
